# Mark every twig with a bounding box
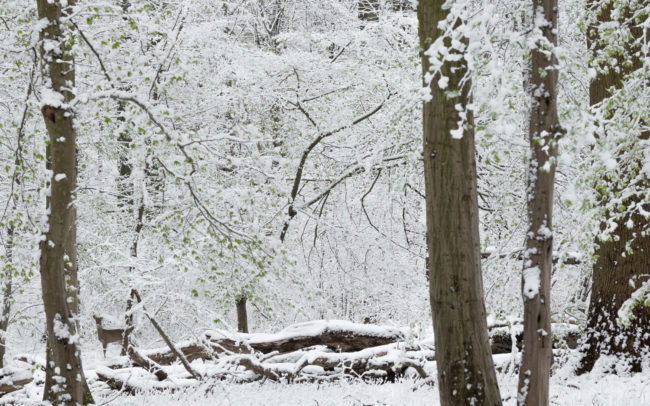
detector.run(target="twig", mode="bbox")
[330,41,352,63]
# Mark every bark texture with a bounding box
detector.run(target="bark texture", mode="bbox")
[236,296,249,333]
[417,1,501,405]
[577,0,650,374]
[517,1,561,405]
[37,0,93,403]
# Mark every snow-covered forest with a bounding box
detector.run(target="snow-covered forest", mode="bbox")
[0,0,648,404]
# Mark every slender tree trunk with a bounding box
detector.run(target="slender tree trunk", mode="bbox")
[117,103,134,208]
[236,296,249,333]
[37,0,93,403]
[120,160,148,354]
[122,290,136,357]
[577,0,650,374]
[0,225,14,368]
[517,1,561,405]
[417,2,501,405]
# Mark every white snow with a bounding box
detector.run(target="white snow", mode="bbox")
[40,88,65,109]
[205,320,405,346]
[522,266,540,299]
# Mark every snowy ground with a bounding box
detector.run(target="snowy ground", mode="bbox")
[3,322,649,405]
[4,351,650,405]
[93,369,650,406]
[87,372,650,406]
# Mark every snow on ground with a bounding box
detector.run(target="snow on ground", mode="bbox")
[3,329,649,405]
[3,365,650,405]
[91,368,650,406]
[7,354,649,405]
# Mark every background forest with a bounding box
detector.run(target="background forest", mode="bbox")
[0,0,648,405]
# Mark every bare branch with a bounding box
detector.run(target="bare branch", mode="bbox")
[1,48,37,229]
[130,289,201,380]
[280,93,393,242]
[72,22,113,85]
[361,169,382,233]
[149,8,186,99]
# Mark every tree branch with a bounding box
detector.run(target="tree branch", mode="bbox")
[280,94,392,242]
[130,289,201,380]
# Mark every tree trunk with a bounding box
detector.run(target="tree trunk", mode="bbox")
[417,2,502,405]
[116,101,134,208]
[37,0,93,404]
[122,290,136,356]
[0,225,14,368]
[577,0,650,374]
[517,0,561,405]
[236,296,249,333]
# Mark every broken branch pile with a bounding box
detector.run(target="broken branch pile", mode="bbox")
[97,320,433,392]
[95,320,581,394]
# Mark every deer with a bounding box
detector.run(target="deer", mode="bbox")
[92,315,128,358]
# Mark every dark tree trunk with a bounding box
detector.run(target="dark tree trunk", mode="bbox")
[417,1,502,405]
[236,296,249,333]
[517,0,561,405]
[37,0,93,403]
[577,0,650,374]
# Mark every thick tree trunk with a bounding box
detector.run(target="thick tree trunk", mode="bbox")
[236,296,249,333]
[579,219,650,373]
[417,2,501,405]
[517,1,561,405]
[37,0,93,404]
[577,0,650,374]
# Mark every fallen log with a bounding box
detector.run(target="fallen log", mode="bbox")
[128,346,168,381]
[216,320,405,354]
[95,367,202,395]
[138,320,581,369]
[145,343,212,366]
[489,324,581,354]
[0,368,33,396]
[96,370,138,395]
[146,320,405,366]
[0,377,32,396]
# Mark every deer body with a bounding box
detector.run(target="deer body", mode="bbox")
[93,315,126,357]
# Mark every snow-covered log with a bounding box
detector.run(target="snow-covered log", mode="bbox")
[0,368,33,396]
[128,346,168,381]
[145,320,405,365]
[210,320,405,354]
[489,323,581,354]
[144,344,211,366]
